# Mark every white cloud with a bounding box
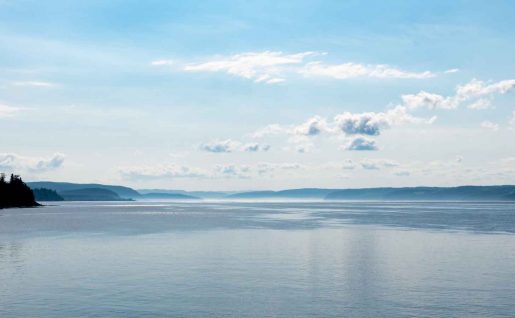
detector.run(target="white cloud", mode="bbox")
[402,78,515,110]
[510,111,515,126]
[119,164,210,180]
[300,61,435,79]
[0,153,65,173]
[295,143,314,153]
[444,68,459,74]
[251,124,285,138]
[360,161,380,170]
[157,51,440,83]
[334,106,427,136]
[344,137,378,151]
[360,159,399,170]
[183,51,316,84]
[215,164,251,178]
[200,140,270,153]
[151,59,174,66]
[256,162,304,175]
[0,103,21,117]
[292,116,329,137]
[119,162,305,180]
[200,139,240,153]
[335,112,388,136]
[242,143,270,152]
[456,79,515,98]
[401,91,458,109]
[467,98,493,110]
[11,81,58,88]
[252,106,433,152]
[480,121,499,131]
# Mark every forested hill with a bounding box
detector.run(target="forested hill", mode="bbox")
[324,186,515,201]
[228,186,515,201]
[0,174,39,209]
[28,181,141,199]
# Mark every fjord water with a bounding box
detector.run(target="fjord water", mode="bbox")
[1,201,514,317]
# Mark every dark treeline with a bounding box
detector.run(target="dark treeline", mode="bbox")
[0,174,40,209]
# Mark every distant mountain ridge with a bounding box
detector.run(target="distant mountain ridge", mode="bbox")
[325,186,515,201]
[28,182,141,199]
[26,181,515,201]
[138,189,235,199]
[32,188,64,201]
[140,192,200,200]
[59,188,130,201]
[227,188,336,199]
[228,186,515,201]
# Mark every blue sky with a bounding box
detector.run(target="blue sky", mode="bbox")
[1,0,515,190]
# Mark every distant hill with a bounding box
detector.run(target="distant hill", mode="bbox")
[59,188,130,201]
[140,192,200,200]
[228,186,515,201]
[325,186,515,201]
[138,189,235,199]
[227,188,336,199]
[25,182,515,202]
[32,188,64,201]
[28,182,140,199]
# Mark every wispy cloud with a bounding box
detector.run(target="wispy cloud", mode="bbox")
[0,103,21,117]
[119,161,304,181]
[480,121,499,131]
[11,81,59,88]
[200,139,270,153]
[467,98,493,110]
[151,59,174,66]
[242,143,270,152]
[200,139,240,153]
[300,61,435,79]
[0,153,65,173]
[251,124,285,138]
[444,68,459,74]
[360,159,399,170]
[153,51,442,84]
[119,164,209,180]
[182,51,317,84]
[402,78,515,110]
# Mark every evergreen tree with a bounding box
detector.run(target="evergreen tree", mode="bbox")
[0,173,39,209]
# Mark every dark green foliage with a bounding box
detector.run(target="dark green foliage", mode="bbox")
[32,188,64,201]
[0,173,39,209]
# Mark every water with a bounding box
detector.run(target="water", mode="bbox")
[1,201,514,317]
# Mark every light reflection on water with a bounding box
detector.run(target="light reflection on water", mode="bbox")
[1,201,514,317]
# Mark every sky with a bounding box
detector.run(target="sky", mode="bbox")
[1,0,515,190]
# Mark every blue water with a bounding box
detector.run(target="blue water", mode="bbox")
[1,201,515,317]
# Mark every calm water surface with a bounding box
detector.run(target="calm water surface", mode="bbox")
[1,201,514,317]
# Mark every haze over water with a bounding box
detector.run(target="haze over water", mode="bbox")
[1,201,514,317]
